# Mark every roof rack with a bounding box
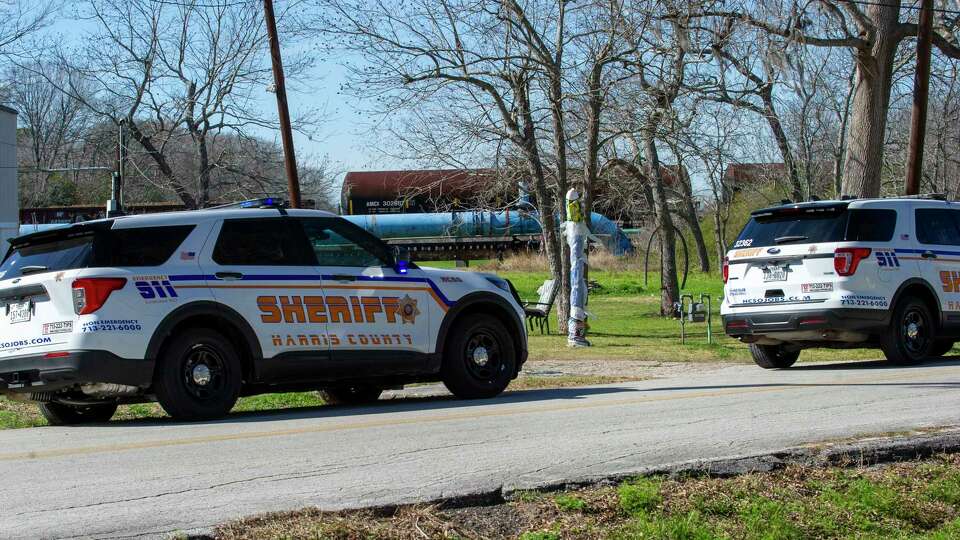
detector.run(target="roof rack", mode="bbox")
[206,197,287,214]
[896,193,947,201]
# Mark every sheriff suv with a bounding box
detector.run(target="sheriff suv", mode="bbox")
[722,196,960,369]
[0,201,527,424]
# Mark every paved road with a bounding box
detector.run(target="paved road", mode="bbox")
[3,359,960,539]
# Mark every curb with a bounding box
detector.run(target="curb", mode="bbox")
[192,427,960,538]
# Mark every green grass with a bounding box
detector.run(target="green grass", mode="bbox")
[216,454,960,539]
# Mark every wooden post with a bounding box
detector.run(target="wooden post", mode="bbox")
[905,0,934,196]
[263,0,302,208]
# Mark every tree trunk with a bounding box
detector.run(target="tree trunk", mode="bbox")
[548,72,571,329]
[713,209,727,266]
[643,131,679,316]
[761,88,803,201]
[841,2,901,197]
[670,152,710,273]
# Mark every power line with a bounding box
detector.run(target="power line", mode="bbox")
[145,0,254,8]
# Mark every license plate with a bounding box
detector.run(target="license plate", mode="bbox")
[8,301,31,324]
[763,266,788,282]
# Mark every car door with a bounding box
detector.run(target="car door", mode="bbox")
[296,217,435,376]
[200,217,332,382]
[913,207,960,316]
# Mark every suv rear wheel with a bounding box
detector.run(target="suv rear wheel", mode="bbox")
[441,314,516,399]
[749,344,800,369]
[38,401,117,426]
[154,329,242,421]
[881,298,934,365]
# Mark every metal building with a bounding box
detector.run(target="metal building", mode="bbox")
[0,105,16,247]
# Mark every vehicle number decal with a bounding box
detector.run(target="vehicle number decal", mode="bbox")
[801,282,833,293]
[734,239,753,248]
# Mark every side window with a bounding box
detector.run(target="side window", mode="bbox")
[845,209,897,242]
[299,218,391,267]
[96,225,196,266]
[212,219,311,266]
[916,209,960,246]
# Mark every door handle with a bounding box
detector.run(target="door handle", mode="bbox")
[922,251,938,259]
[215,272,244,280]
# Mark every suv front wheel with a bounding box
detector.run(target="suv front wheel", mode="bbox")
[154,329,242,421]
[749,344,800,369]
[881,298,934,365]
[441,314,516,399]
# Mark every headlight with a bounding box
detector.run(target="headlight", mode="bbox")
[485,276,510,292]
[486,277,523,306]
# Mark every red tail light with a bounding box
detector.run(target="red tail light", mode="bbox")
[72,278,127,315]
[834,248,872,277]
[722,257,730,283]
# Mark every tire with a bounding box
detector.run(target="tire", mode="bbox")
[441,314,516,399]
[320,385,382,405]
[38,401,117,426]
[749,344,800,369]
[881,298,934,365]
[154,328,242,421]
[930,340,955,358]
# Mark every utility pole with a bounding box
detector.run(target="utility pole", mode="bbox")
[108,120,125,217]
[905,0,934,196]
[263,0,302,208]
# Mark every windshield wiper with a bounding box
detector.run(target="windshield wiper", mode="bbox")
[774,235,808,244]
[19,265,49,275]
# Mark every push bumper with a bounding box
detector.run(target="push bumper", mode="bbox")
[723,308,889,337]
[0,351,153,394]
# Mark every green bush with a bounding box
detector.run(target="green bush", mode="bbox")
[519,530,560,540]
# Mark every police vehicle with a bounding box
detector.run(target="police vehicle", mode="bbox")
[722,195,960,369]
[0,200,527,424]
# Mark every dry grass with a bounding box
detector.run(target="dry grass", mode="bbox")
[214,454,960,540]
[476,251,648,273]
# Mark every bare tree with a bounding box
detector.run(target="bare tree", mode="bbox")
[0,1,57,60]
[695,1,960,197]
[33,0,317,208]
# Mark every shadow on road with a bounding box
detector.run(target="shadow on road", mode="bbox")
[90,359,960,429]
[791,358,960,371]
[101,384,640,429]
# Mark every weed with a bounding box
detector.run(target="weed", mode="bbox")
[619,478,662,516]
[554,494,588,512]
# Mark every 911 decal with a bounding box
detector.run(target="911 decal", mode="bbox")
[876,251,900,267]
[134,275,178,302]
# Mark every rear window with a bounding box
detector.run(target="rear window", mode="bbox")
[0,225,195,280]
[734,207,897,248]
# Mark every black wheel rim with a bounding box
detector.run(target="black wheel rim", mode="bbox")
[902,308,929,355]
[464,330,504,382]
[182,345,227,401]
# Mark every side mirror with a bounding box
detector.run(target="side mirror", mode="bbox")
[392,246,412,274]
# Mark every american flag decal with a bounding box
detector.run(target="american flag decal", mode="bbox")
[180,251,196,260]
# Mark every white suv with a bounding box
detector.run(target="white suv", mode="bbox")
[722,196,960,368]
[0,202,527,424]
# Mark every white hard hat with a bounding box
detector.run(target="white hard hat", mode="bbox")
[566,188,580,201]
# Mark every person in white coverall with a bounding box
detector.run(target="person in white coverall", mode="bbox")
[565,188,590,347]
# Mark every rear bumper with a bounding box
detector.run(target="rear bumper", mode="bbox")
[0,351,153,395]
[723,308,889,337]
